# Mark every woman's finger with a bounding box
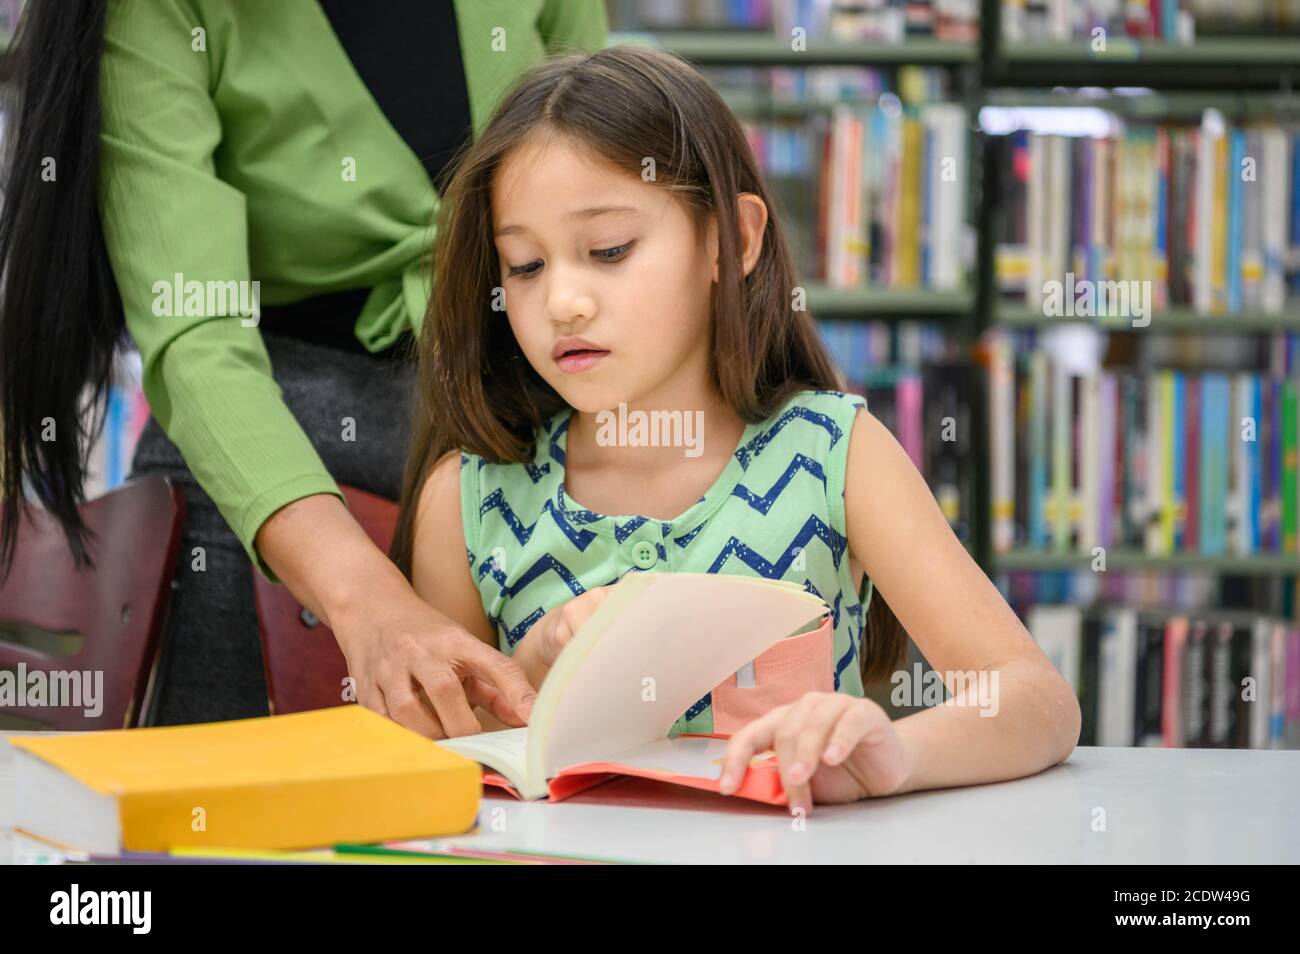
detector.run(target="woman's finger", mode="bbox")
[382,680,446,739]
[412,658,482,738]
[459,639,538,725]
[358,683,391,720]
[464,674,525,727]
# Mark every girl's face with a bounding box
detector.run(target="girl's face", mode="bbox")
[491,133,718,413]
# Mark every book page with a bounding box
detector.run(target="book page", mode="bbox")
[434,728,529,789]
[532,574,825,781]
[581,735,769,780]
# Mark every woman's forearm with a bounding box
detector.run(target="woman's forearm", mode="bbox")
[254,492,421,640]
[891,657,1081,795]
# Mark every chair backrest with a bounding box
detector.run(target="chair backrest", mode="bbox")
[253,485,397,715]
[0,477,185,730]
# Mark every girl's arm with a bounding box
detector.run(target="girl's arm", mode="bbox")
[409,451,539,733]
[843,409,1081,793]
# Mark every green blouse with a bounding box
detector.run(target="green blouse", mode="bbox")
[97,0,606,579]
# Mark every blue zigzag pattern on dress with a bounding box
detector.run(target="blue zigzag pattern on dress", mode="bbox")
[704,515,848,576]
[803,582,841,629]
[523,461,550,483]
[682,691,711,722]
[832,627,859,691]
[549,414,571,466]
[480,489,598,551]
[734,406,844,469]
[475,555,507,587]
[673,523,706,548]
[500,553,585,603]
[829,591,855,690]
[731,453,826,514]
[500,606,545,648]
[795,584,854,691]
[614,516,649,543]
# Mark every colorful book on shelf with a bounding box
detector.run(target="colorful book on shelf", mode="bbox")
[435,572,829,806]
[990,327,1300,558]
[1026,605,1298,751]
[999,115,1299,319]
[6,705,481,854]
[1284,378,1298,553]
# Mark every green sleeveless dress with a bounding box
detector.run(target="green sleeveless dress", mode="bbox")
[460,389,872,734]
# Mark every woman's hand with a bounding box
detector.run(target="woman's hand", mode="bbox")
[717,692,913,815]
[514,585,616,688]
[333,584,538,740]
[255,492,537,740]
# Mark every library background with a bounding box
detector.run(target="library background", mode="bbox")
[2,0,1298,750]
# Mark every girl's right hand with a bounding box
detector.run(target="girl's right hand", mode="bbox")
[518,585,615,675]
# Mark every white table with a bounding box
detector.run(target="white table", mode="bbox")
[4,732,1298,864]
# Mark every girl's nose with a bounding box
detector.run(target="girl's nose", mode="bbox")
[545,273,598,325]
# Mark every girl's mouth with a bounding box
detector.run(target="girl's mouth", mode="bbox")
[554,347,610,374]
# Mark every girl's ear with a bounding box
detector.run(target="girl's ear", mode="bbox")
[712,193,769,283]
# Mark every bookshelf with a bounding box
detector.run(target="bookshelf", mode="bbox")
[612,1,1300,744]
[613,3,1300,574]
[612,30,978,65]
[990,37,1300,89]
[994,549,1300,575]
[806,284,973,317]
[995,305,1300,332]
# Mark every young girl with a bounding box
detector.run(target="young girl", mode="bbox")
[392,45,1080,814]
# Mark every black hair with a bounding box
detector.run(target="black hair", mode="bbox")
[0,0,124,579]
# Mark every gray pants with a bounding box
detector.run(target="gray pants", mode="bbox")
[128,331,416,725]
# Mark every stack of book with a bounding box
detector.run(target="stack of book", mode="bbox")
[1028,603,1299,748]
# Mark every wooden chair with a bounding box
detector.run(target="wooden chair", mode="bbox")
[252,484,397,715]
[0,477,185,730]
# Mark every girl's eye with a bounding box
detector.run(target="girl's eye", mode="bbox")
[508,260,542,278]
[592,241,634,262]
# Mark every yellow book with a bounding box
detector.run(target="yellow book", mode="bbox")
[1160,372,1177,551]
[7,705,480,854]
[895,115,921,287]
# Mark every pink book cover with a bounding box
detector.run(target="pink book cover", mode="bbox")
[1287,627,1300,739]
[896,373,925,473]
[481,736,788,806]
[1161,617,1188,747]
[462,602,836,809]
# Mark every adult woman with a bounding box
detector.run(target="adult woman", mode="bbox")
[0,0,606,733]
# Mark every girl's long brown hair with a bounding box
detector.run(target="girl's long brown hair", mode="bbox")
[391,44,906,686]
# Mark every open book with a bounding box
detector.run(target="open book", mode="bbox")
[436,573,829,804]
